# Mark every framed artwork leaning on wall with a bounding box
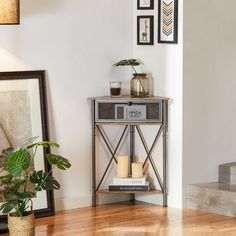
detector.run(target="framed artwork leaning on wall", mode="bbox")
[0,71,55,221]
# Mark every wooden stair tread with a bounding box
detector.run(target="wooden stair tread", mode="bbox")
[186,182,236,217]
[192,182,236,193]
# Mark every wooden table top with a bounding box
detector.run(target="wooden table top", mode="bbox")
[88,95,169,101]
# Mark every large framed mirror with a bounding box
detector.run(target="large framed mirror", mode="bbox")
[0,71,55,220]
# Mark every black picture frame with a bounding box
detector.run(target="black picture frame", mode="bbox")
[0,71,55,222]
[137,0,154,10]
[137,15,154,45]
[0,0,20,25]
[158,0,178,44]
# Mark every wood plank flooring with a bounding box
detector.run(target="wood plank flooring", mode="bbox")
[3,201,236,235]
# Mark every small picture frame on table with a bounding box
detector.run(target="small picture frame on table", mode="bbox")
[137,0,154,10]
[137,15,154,45]
[158,0,178,44]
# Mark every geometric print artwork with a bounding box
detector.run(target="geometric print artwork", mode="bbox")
[158,0,178,44]
[162,1,173,36]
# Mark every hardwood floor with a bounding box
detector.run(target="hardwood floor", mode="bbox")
[2,201,236,235]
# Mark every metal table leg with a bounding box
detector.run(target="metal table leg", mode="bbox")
[130,125,135,201]
[163,100,168,207]
[91,100,96,207]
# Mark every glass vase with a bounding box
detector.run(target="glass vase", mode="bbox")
[130,73,149,97]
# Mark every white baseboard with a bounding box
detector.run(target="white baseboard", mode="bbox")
[55,195,91,211]
[55,194,183,211]
[135,194,163,205]
[55,194,129,211]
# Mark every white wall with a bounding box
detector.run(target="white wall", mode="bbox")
[0,0,184,210]
[0,0,133,209]
[183,0,236,204]
[133,0,183,208]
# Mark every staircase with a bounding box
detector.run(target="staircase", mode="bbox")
[186,162,236,217]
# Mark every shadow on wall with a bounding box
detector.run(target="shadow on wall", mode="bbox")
[21,0,65,16]
[146,73,154,96]
[0,48,30,71]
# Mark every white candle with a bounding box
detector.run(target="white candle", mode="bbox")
[132,162,143,178]
[117,155,129,178]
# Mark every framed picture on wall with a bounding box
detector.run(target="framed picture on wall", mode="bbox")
[137,15,154,45]
[0,71,55,222]
[158,0,178,44]
[0,0,20,25]
[137,0,154,10]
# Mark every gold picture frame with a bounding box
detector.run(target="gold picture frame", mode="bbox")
[0,0,20,25]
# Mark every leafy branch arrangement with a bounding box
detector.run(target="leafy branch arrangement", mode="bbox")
[0,138,71,217]
[114,59,147,96]
[113,59,141,74]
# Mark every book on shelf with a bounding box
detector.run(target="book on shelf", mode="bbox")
[109,182,150,192]
[113,176,146,186]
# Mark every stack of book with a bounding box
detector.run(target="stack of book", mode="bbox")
[109,176,150,192]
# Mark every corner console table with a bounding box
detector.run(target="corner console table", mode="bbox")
[89,96,169,207]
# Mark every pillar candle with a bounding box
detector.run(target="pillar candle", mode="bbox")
[132,162,143,178]
[117,155,129,178]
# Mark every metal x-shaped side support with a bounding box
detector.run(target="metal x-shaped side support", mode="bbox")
[96,125,128,191]
[135,125,164,192]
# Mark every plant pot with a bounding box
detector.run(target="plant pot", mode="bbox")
[8,212,35,236]
[130,73,149,97]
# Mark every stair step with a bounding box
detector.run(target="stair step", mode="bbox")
[186,182,236,217]
[219,162,236,184]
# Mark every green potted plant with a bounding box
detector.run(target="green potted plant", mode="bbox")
[0,138,71,236]
[114,59,149,97]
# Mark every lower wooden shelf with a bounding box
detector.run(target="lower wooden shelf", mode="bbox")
[96,189,162,195]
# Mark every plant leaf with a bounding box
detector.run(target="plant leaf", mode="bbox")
[0,175,13,185]
[11,178,27,192]
[2,147,14,157]
[113,59,141,67]
[3,178,28,200]
[30,170,43,184]
[5,149,31,176]
[0,148,14,167]
[27,141,60,149]
[30,170,60,191]
[14,191,35,199]
[46,154,71,170]
[0,201,17,214]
